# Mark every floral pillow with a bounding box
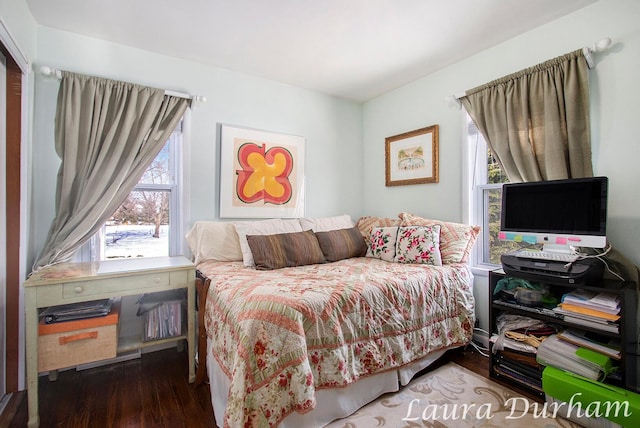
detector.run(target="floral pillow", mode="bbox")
[394,225,442,266]
[399,212,480,264]
[366,226,399,262]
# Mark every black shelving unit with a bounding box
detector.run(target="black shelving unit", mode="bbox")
[488,269,638,398]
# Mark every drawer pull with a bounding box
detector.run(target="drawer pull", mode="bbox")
[59,331,98,345]
[74,286,84,293]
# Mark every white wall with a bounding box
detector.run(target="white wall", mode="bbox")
[362,0,640,330]
[0,0,37,59]
[22,0,640,342]
[29,27,364,267]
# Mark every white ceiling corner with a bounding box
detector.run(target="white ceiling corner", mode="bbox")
[26,0,598,101]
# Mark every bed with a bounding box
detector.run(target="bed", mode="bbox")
[188,213,479,428]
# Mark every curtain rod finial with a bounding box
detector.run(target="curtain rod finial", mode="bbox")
[588,37,612,53]
[40,65,62,78]
[445,95,461,110]
[595,37,612,52]
[583,37,612,69]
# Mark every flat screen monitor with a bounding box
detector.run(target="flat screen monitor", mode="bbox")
[499,176,608,253]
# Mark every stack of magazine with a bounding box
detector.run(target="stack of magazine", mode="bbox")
[136,290,185,341]
[40,298,114,324]
[552,290,620,333]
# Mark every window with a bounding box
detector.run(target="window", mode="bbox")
[91,121,184,260]
[467,117,524,267]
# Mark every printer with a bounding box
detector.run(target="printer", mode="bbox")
[501,251,604,285]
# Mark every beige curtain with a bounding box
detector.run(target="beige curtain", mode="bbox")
[461,49,592,182]
[33,72,190,270]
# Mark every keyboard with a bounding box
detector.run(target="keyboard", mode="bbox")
[516,250,580,263]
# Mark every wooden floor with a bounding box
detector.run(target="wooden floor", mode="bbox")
[1,344,529,427]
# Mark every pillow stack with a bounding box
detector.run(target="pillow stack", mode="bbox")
[185,213,479,269]
[356,213,480,265]
[208,215,367,270]
[398,212,480,264]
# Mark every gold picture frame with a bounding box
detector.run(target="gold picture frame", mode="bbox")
[385,125,439,186]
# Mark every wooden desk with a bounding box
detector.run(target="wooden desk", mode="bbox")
[24,256,196,428]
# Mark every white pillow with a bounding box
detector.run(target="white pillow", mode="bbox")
[185,221,243,264]
[234,219,304,266]
[299,214,353,232]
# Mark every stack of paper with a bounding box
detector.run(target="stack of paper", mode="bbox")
[552,290,620,333]
[536,335,615,381]
[142,301,182,341]
[137,290,186,341]
[562,289,621,314]
[557,329,621,360]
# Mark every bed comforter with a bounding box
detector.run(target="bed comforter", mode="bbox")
[200,257,475,427]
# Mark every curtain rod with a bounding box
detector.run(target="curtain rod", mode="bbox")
[445,37,612,109]
[38,66,207,103]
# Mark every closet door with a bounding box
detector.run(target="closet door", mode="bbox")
[0,50,6,399]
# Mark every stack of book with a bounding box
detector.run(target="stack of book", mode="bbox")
[552,290,620,333]
[491,320,557,394]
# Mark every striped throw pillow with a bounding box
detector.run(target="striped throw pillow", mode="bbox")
[315,227,367,262]
[246,230,326,270]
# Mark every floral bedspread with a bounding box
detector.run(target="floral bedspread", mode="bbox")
[200,257,475,428]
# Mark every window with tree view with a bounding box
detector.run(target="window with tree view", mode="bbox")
[93,122,183,260]
[469,118,525,266]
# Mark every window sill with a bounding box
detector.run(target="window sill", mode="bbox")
[469,264,500,277]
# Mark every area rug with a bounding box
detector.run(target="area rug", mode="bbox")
[325,362,582,427]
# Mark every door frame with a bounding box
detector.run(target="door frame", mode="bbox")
[0,17,30,394]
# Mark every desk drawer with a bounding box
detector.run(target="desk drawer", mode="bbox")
[62,271,172,299]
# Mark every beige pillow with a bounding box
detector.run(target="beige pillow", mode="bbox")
[355,215,403,239]
[185,221,243,264]
[234,219,303,266]
[299,214,353,232]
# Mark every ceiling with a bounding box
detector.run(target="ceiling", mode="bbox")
[26,0,598,101]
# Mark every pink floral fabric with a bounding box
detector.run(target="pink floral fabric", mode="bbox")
[399,212,480,264]
[395,225,442,265]
[200,258,475,428]
[365,226,398,262]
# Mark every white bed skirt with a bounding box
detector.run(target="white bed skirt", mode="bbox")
[207,338,447,427]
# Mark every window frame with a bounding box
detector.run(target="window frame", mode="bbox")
[466,115,504,271]
[78,114,189,262]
